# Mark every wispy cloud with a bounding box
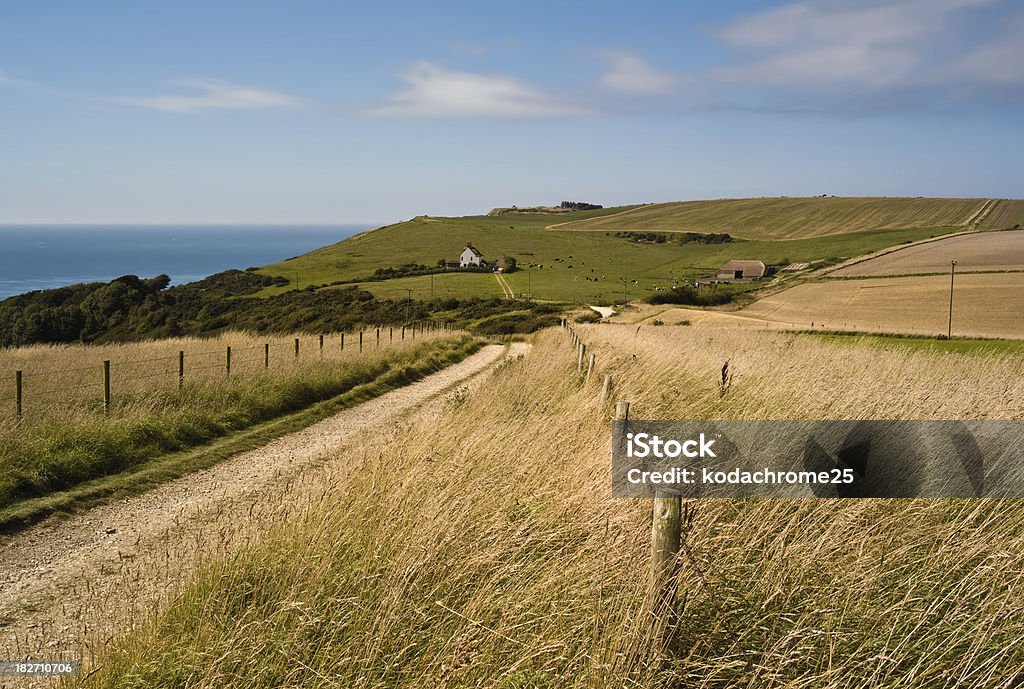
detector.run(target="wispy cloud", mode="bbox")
[940,10,1024,85]
[110,79,307,113]
[715,0,995,86]
[366,61,588,119]
[701,0,1015,110]
[598,52,682,95]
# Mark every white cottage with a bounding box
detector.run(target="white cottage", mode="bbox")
[459,244,484,268]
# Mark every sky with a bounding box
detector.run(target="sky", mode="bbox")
[0,0,1022,224]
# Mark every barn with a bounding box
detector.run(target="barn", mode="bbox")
[714,260,767,282]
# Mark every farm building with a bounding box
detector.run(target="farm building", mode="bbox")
[714,260,767,282]
[460,244,485,268]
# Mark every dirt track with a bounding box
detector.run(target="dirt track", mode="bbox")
[0,342,527,685]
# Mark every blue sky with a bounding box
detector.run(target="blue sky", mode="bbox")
[1,0,1021,224]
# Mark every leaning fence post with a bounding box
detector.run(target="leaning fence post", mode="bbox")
[390,327,393,343]
[294,337,300,358]
[264,343,269,369]
[587,353,596,382]
[15,370,22,419]
[341,332,345,351]
[402,325,406,340]
[103,360,111,415]
[359,331,363,352]
[319,334,324,355]
[226,346,232,376]
[577,343,586,372]
[601,374,612,402]
[376,327,380,348]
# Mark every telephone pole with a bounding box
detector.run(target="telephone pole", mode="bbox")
[947,260,957,339]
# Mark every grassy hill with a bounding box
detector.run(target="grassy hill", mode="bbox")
[257,198,994,303]
[549,196,992,240]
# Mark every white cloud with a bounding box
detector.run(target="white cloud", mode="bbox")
[714,44,919,86]
[110,79,307,113]
[941,11,1024,85]
[714,0,999,87]
[598,52,682,95]
[366,61,587,119]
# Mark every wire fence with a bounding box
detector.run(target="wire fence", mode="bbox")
[0,321,454,421]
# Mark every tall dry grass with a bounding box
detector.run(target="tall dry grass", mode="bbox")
[83,323,1024,688]
[0,328,468,511]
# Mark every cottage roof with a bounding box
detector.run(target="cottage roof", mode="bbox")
[462,244,483,257]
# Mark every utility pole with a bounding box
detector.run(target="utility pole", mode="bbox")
[948,260,957,339]
[405,288,413,325]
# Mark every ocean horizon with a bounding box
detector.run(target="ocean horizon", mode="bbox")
[0,224,373,300]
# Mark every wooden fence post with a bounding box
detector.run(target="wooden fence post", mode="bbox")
[319,334,324,355]
[587,353,596,382]
[402,325,406,340]
[178,351,185,389]
[226,346,232,376]
[412,323,416,339]
[15,370,22,419]
[341,332,345,351]
[650,491,682,629]
[577,343,586,372]
[102,360,111,415]
[376,327,380,348]
[390,326,393,343]
[359,331,363,352]
[264,343,269,369]
[601,374,612,402]
[294,338,300,358]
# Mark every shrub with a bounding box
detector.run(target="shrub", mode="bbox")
[647,286,734,306]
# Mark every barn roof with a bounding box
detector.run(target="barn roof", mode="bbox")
[717,260,766,277]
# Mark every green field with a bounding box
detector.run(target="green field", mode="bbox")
[550,196,989,240]
[259,199,972,303]
[803,331,1024,355]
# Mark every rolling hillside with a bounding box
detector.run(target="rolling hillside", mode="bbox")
[549,197,991,240]
[983,199,1024,230]
[257,198,988,303]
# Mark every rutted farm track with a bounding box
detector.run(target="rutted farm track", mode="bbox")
[0,343,528,685]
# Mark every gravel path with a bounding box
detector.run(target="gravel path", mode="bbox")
[0,342,528,684]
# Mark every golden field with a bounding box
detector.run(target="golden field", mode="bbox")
[550,197,990,240]
[830,229,1024,277]
[739,272,1024,339]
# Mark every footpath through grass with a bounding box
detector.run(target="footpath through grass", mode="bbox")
[0,336,480,531]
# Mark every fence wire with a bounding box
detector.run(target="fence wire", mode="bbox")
[1,324,449,421]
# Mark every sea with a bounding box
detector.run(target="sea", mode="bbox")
[0,224,372,300]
